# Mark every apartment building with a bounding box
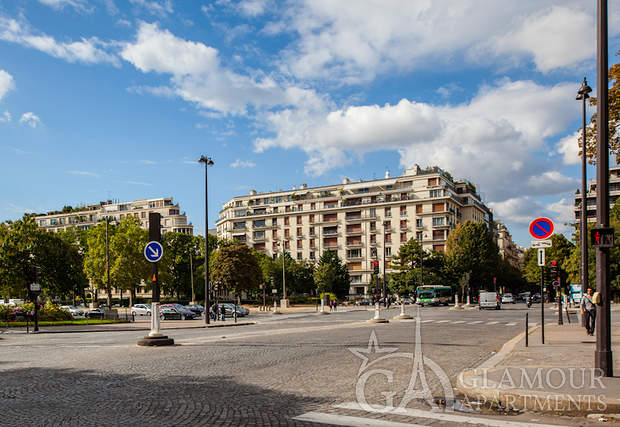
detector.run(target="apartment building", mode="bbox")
[35,197,193,235]
[574,165,620,224]
[217,165,492,297]
[495,221,524,269]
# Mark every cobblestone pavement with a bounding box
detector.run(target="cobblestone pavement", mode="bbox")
[0,306,591,426]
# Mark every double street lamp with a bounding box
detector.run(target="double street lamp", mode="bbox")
[198,155,214,325]
[576,77,592,300]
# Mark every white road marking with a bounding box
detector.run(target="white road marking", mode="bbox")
[486,321,499,325]
[467,320,483,324]
[421,319,435,323]
[436,320,451,323]
[293,411,425,426]
[505,322,517,326]
[333,402,568,427]
[452,320,466,324]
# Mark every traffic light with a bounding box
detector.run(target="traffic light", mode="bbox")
[550,260,559,280]
[31,265,41,284]
[373,260,379,274]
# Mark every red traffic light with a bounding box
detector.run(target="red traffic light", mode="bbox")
[551,260,557,266]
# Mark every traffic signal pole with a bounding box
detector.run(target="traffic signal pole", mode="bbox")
[541,266,545,344]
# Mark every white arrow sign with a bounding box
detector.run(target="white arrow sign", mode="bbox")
[144,241,164,263]
[537,248,545,266]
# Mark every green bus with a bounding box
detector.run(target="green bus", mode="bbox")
[416,285,453,306]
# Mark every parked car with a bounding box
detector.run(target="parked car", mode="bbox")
[8,299,24,306]
[501,293,515,304]
[86,307,106,319]
[221,303,248,317]
[159,306,182,320]
[160,304,195,320]
[532,293,542,303]
[61,305,85,318]
[131,304,151,316]
[355,299,372,306]
[517,292,530,302]
[479,291,501,310]
[184,304,205,316]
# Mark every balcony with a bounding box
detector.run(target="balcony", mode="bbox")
[346,241,363,248]
[345,227,363,236]
[323,244,339,249]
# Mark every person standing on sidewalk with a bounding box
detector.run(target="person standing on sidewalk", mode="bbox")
[580,288,596,336]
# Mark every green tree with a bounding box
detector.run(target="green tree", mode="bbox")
[210,243,262,297]
[390,238,427,296]
[446,221,499,293]
[314,251,350,299]
[110,217,150,305]
[580,50,620,163]
[523,233,575,288]
[84,219,117,307]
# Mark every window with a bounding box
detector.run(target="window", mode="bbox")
[433,230,445,240]
[310,251,315,260]
[297,227,302,236]
[384,208,391,217]
[309,214,315,223]
[386,247,392,256]
[253,231,265,239]
[233,221,246,229]
[432,203,445,212]
[272,230,278,238]
[429,189,442,198]
[297,252,302,260]
[309,226,315,236]
[385,233,391,243]
[400,219,407,229]
[298,204,303,211]
[297,216,302,224]
[325,200,338,208]
[272,218,278,226]
[370,234,376,244]
[401,232,407,242]
[369,208,376,218]
[310,238,316,248]
[285,241,290,250]
[284,217,290,226]
[416,218,423,227]
[253,219,266,228]
[383,220,391,229]
[400,205,407,216]
[432,217,445,226]
[428,177,438,186]
[433,244,445,252]
[370,221,376,231]
[416,204,423,213]
[323,213,338,222]
[416,231,423,241]
[311,203,316,210]
[297,240,302,249]
[284,229,290,238]
[347,249,362,258]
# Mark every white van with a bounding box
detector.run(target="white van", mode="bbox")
[479,291,501,310]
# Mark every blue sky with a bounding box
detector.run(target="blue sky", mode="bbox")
[0,0,619,247]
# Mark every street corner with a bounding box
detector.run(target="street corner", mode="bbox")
[456,365,620,416]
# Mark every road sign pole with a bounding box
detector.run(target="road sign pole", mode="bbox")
[541,266,545,345]
[138,213,173,347]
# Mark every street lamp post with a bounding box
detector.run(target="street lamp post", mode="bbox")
[199,155,214,325]
[595,0,612,377]
[279,242,287,308]
[577,78,592,302]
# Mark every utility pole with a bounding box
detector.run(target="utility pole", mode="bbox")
[595,0,613,377]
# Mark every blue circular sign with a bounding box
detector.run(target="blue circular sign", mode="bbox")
[144,241,164,263]
[529,217,554,240]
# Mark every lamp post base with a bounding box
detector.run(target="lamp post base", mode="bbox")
[595,350,614,377]
[367,303,389,323]
[137,336,174,346]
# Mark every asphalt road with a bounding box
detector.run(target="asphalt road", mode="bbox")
[0,304,586,426]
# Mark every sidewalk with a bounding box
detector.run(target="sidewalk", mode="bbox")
[457,318,620,415]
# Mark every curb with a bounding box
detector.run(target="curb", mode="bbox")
[456,325,620,414]
[18,321,256,334]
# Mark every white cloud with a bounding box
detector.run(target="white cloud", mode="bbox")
[0,69,15,101]
[547,197,577,234]
[489,197,543,226]
[436,83,463,98]
[492,6,594,73]
[255,79,579,204]
[121,22,323,115]
[124,180,152,186]
[556,131,582,165]
[230,159,256,168]
[272,1,608,83]
[0,17,119,66]
[0,111,11,122]
[140,159,156,165]
[38,0,93,13]
[19,112,41,128]
[129,0,173,17]
[66,170,100,178]
[238,0,270,17]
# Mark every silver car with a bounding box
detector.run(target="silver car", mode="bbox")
[61,305,85,318]
[131,304,151,316]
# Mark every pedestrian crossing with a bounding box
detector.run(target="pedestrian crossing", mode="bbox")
[400,318,537,328]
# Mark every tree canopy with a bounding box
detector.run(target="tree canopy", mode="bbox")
[210,243,262,296]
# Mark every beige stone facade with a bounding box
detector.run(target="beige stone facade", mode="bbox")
[35,197,193,235]
[217,165,491,297]
[574,165,620,224]
[494,221,524,269]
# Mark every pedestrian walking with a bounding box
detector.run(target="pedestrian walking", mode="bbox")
[220,304,226,321]
[580,288,596,336]
[329,299,333,311]
[333,300,338,311]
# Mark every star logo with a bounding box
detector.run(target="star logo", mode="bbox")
[349,330,398,373]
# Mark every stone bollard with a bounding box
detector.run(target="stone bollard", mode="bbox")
[451,294,463,310]
[393,302,413,320]
[367,302,388,323]
[272,300,281,315]
[317,298,329,315]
